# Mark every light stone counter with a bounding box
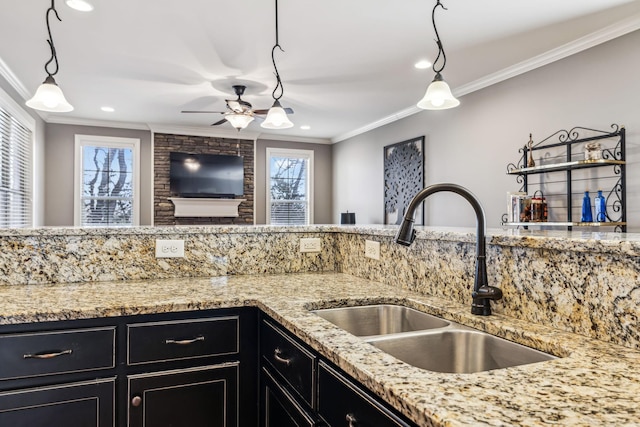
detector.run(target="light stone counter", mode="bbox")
[1,272,638,427]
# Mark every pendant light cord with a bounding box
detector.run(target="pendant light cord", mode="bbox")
[431,0,447,74]
[270,0,285,101]
[44,0,62,78]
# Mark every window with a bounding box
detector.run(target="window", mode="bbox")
[74,135,140,226]
[0,89,34,228]
[266,148,313,225]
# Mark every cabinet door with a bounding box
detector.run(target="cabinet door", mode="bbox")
[128,363,238,427]
[261,367,317,427]
[317,361,413,427]
[0,377,115,427]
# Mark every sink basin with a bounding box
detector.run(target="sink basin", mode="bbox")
[368,329,557,373]
[312,304,450,337]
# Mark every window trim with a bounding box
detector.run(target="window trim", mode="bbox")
[266,147,314,225]
[74,134,140,226]
[0,84,36,228]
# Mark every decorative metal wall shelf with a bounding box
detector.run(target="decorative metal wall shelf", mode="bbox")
[503,124,626,232]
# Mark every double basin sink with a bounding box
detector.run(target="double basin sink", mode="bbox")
[312,304,557,374]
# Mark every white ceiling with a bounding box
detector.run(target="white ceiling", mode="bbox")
[1,0,639,143]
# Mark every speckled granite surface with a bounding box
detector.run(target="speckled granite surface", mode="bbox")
[1,225,640,353]
[0,272,638,426]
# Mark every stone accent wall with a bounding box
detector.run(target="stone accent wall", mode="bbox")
[154,133,254,225]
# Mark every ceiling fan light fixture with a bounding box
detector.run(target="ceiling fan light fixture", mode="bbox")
[261,100,293,129]
[417,72,459,110]
[26,75,74,112]
[225,113,254,130]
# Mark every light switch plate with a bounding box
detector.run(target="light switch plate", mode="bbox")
[300,238,322,253]
[365,240,380,260]
[155,239,185,258]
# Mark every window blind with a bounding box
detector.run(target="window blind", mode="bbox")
[0,107,32,228]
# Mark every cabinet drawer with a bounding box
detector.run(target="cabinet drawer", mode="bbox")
[318,361,412,427]
[0,327,115,381]
[260,319,316,407]
[127,316,239,365]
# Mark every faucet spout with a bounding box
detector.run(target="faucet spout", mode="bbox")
[394,183,502,315]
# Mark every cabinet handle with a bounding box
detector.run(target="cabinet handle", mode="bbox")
[164,336,205,345]
[273,347,292,366]
[346,413,358,426]
[131,395,142,407]
[23,349,72,359]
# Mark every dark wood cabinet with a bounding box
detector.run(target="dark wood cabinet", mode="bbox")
[0,308,258,427]
[317,361,412,427]
[259,314,416,427]
[0,377,115,427]
[128,363,238,427]
[261,366,317,427]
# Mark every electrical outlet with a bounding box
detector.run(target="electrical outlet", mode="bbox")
[365,240,380,260]
[300,237,322,253]
[155,239,185,258]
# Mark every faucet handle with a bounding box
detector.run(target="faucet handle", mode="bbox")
[472,285,503,301]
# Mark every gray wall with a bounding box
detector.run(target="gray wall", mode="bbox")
[255,138,333,224]
[333,29,640,231]
[44,124,153,226]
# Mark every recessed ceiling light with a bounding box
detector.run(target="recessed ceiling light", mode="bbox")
[414,60,432,69]
[300,125,311,130]
[65,0,94,12]
[101,106,115,112]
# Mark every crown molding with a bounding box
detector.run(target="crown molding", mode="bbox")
[331,105,420,143]
[332,13,640,144]
[47,115,151,131]
[455,12,640,97]
[0,56,31,101]
[257,132,332,145]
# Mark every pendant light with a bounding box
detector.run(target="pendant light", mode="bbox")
[417,0,459,110]
[261,0,294,129]
[26,0,74,113]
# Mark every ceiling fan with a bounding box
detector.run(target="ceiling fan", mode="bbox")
[181,85,293,130]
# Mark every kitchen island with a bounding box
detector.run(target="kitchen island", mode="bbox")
[1,272,638,426]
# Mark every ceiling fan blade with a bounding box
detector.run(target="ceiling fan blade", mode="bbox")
[181,110,225,114]
[211,118,228,126]
[253,107,294,115]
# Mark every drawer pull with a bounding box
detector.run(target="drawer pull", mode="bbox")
[273,347,292,366]
[131,395,142,407]
[346,413,358,427]
[23,349,73,359]
[164,336,205,345]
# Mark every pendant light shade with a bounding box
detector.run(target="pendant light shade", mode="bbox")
[27,0,74,113]
[65,0,94,12]
[417,72,459,110]
[261,0,294,129]
[261,100,294,129]
[225,113,255,130]
[417,0,459,111]
[26,76,74,112]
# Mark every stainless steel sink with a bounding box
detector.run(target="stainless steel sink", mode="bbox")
[312,304,450,337]
[368,329,557,373]
[312,304,557,373]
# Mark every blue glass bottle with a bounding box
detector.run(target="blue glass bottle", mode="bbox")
[595,190,606,222]
[581,191,593,223]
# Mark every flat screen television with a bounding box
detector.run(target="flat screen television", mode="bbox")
[170,152,244,198]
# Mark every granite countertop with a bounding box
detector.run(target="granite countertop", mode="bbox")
[1,272,639,426]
